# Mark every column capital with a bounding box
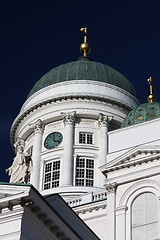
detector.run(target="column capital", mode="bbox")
[29,119,45,133]
[61,111,76,125]
[98,113,114,127]
[105,182,117,193]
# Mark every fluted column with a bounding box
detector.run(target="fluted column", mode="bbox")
[29,119,44,190]
[105,182,117,240]
[98,113,113,186]
[61,111,76,186]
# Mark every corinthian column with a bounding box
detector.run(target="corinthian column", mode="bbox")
[61,111,76,186]
[29,119,44,190]
[98,113,113,186]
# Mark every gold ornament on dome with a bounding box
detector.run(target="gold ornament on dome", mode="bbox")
[80,27,91,57]
[147,77,156,102]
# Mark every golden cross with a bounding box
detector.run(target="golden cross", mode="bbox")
[147,77,153,95]
[147,77,156,102]
[80,27,91,57]
[80,27,88,43]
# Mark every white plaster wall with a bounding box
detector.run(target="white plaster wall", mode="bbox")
[104,151,160,240]
[0,205,23,240]
[107,158,160,185]
[131,192,159,240]
[116,177,160,240]
[0,217,22,239]
[107,118,160,162]
[75,203,107,240]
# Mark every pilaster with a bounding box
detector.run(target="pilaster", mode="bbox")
[115,206,128,240]
[105,182,117,240]
[98,113,113,186]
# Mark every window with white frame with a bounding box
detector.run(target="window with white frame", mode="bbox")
[79,132,93,144]
[76,158,94,187]
[43,160,60,190]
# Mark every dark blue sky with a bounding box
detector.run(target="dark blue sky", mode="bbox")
[1,1,160,182]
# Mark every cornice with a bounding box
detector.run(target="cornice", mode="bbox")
[10,95,131,145]
[41,147,63,158]
[28,203,70,239]
[74,145,99,151]
[102,148,160,174]
[73,199,107,215]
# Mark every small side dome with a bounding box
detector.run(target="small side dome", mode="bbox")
[121,102,160,128]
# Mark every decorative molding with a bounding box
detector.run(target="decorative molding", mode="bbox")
[73,151,98,159]
[67,190,107,209]
[61,111,76,125]
[102,147,160,173]
[74,145,99,150]
[98,113,114,127]
[75,202,107,215]
[29,203,70,238]
[10,95,131,145]
[46,121,62,129]
[115,205,128,214]
[77,119,95,126]
[0,197,26,210]
[119,179,160,207]
[29,119,45,133]
[41,146,63,157]
[42,154,62,162]
[105,182,117,193]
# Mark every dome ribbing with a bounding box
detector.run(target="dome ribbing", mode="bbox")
[27,58,137,98]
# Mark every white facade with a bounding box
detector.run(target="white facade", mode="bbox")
[101,118,160,240]
[4,49,160,240]
[10,78,139,199]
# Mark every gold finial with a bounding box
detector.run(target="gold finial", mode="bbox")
[80,27,91,57]
[147,77,156,102]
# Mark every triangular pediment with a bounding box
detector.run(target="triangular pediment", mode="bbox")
[101,146,160,173]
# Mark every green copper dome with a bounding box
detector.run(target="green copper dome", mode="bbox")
[27,57,137,98]
[121,102,160,128]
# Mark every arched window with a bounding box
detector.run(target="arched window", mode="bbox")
[131,192,159,240]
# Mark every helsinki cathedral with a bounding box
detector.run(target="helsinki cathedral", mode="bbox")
[0,28,160,240]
